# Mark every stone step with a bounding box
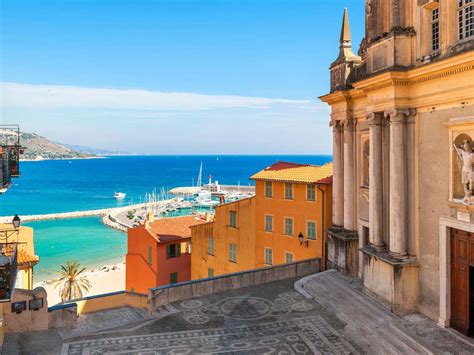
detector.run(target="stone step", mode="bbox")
[296,270,435,354]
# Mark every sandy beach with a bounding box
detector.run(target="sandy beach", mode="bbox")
[34,262,126,306]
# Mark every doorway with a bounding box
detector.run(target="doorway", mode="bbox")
[451,228,474,335]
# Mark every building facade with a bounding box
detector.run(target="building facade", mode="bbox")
[190,196,256,279]
[251,162,333,268]
[320,1,474,334]
[191,162,333,279]
[126,214,207,294]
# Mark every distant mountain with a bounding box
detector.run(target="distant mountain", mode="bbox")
[62,143,129,156]
[0,129,95,161]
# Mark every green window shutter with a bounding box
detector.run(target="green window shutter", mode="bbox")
[166,244,171,258]
[177,243,181,256]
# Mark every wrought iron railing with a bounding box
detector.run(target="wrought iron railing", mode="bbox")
[0,242,18,302]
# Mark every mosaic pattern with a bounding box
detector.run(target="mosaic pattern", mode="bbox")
[62,315,359,354]
[180,291,313,325]
[58,307,149,339]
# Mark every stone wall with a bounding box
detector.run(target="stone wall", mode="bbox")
[5,287,48,333]
[149,258,320,313]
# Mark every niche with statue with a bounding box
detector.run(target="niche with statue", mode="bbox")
[452,132,474,205]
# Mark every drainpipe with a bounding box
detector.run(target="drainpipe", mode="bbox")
[318,185,326,271]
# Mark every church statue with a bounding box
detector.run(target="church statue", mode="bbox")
[454,140,474,203]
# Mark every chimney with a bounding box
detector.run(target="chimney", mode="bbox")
[145,212,154,229]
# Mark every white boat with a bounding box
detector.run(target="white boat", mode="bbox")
[114,192,126,199]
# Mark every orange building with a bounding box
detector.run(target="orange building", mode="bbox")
[190,196,255,279]
[251,162,333,268]
[126,214,208,294]
[190,161,333,279]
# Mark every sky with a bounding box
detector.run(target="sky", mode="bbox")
[0,0,365,154]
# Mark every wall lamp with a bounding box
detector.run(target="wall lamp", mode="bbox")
[298,232,309,247]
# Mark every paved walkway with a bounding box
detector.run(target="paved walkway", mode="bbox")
[5,271,474,354]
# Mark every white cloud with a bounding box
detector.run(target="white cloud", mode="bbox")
[0,82,323,111]
[0,82,332,154]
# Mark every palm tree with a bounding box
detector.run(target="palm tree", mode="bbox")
[53,261,91,303]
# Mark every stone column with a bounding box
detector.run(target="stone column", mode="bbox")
[367,112,384,251]
[343,118,356,231]
[332,120,344,227]
[385,109,411,258]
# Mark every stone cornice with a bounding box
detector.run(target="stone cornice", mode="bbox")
[353,52,474,93]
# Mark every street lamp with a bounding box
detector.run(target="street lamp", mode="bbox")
[12,215,21,230]
[298,232,308,247]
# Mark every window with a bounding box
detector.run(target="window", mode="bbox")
[147,245,153,264]
[307,184,316,201]
[265,215,273,232]
[432,8,440,52]
[307,221,317,240]
[170,272,178,284]
[208,236,214,255]
[229,211,237,228]
[208,268,214,277]
[167,243,181,258]
[285,183,293,199]
[459,0,474,40]
[285,252,294,264]
[265,181,273,197]
[264,248,273,265]
[284,218,294,236]
[229,243,237,262]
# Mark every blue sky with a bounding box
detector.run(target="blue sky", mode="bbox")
[0,0,364,154]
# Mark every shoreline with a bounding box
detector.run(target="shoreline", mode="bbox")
[0,199,174,224]
[20,156,106,162]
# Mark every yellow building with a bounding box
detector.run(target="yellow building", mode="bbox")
[0,223,39,346]
[251,162,333,268]
[320,1,474,334]
[0,224,39,291]
[191,162,333,279]
[190,197,256,279]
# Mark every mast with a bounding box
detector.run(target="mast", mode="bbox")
[196,161,203,188]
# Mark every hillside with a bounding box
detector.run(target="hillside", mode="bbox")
[0,129,96,161]
[19,132,96,160]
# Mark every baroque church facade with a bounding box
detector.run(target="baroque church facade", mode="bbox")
[320,0,474,335]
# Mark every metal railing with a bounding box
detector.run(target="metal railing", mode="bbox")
[0,124,24,188]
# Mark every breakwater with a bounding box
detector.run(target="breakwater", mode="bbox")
[0,200,173,225]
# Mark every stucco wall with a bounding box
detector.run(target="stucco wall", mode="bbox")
[417,106,474,320]
[190,197,256,279]
[255,181,331,267]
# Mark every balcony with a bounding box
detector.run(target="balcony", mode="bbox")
[0,242,18,302]
[0,124,24,192]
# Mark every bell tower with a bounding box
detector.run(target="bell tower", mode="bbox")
[364,0,416,75]
[329,8,362,92]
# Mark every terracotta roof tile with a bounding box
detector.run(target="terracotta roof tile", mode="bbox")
[251,162,333,184]
[1,245,39,265]
[147,215,209,243]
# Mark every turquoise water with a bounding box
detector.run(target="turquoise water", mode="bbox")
[6,155,332,281]
[25,217,126,282]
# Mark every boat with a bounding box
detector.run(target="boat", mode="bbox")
[114,192,126,199]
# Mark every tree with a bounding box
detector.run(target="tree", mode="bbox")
[53,261,91,303]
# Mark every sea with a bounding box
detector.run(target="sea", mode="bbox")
[0,155,332,281]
